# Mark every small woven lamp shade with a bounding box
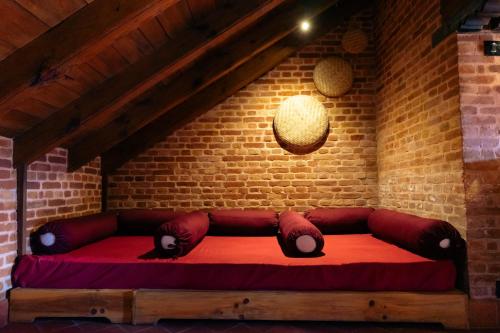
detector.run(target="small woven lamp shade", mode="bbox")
[313,57,353,97]
[341,29,368,54]
[273,95,328,150]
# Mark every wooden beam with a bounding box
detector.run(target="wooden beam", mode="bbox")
[432,0,485,46]
[68,0,340,171]
[0,0,180,108]
[133,289,468,329]
[12,0,284,168]
[101,0,365,174]
[8,288,469,329]
[9,288,134,323]
[101,46,291,172]
[101,171,108,213]
[16,164,27,255]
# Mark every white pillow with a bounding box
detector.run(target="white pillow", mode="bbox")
[296,235,316,253]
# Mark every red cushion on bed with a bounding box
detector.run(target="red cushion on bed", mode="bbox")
[304,207,373,234]
[368,209,465,259]
[117,209,185,235]
[154,211,209,257]
[31,213,117,254]
[208,209,278,235]
[279,211,324,256]
[14,234,456,291]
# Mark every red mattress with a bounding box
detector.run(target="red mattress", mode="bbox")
[13,235,456,291]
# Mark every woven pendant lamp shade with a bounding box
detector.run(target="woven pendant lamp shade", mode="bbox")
[273,95,328,150]
[341,29,368,54]
[313,57,353,97]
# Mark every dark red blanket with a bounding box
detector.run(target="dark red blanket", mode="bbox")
[13,234,455,291]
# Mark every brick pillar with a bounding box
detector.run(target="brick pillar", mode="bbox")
[458,31,500,328]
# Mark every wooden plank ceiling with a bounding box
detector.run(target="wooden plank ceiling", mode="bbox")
[0,0,217,137]
[1,0,373,172]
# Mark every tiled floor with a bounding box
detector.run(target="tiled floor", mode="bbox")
[0,319,497,333]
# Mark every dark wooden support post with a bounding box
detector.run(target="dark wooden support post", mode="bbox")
[16,164,27,255]
[13,0,282,168]
[432,0,485,46]
[101,170,108,213]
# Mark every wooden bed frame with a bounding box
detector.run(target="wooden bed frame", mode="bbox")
[8,288,469,329]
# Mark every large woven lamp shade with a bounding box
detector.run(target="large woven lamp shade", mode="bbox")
[313,57,353,97]
[342,29,368,54]
[273,95,328,152]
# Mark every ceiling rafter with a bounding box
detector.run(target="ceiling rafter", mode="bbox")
[67,0,340,171]
[432,0,488,46]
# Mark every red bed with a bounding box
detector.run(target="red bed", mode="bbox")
[13,234,455,291]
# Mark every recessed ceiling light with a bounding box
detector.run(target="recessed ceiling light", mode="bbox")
[300,20,311,32]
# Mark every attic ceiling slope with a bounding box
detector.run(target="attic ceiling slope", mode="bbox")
[12,0,282,168]
[102,0,371,174]
[67,0,340,171]
[0,1,229,139]
[0,0,180,111]
[0,0,90,62]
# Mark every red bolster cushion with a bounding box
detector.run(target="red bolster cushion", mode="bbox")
[154,211,209,257]
[368,209,465,259]
[31,213,117,254]
[117,209,185,235]
[208,209,279,236]
[279,211,324,256]
[304,207,373,234]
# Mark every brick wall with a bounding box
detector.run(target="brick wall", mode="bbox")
[0,137,101,325]
[108,10,378,211]
[0,137,16,326]
[458,31,500,326]
[373,0,467,235]
[26,149,101,252]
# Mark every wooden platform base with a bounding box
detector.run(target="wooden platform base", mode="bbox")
[9,288,133,323]
[9,288,469,329]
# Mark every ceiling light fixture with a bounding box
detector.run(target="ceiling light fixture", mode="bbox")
[300,20,311,32]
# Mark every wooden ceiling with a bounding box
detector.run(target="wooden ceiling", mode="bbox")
[7,0,481,174]
[0,0,231,137]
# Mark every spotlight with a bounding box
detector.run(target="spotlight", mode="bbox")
[300,20,311,32]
